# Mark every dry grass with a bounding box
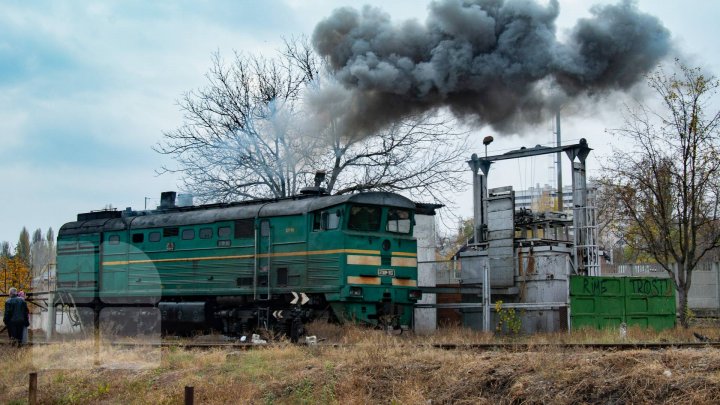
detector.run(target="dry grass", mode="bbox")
[2,324,720,404]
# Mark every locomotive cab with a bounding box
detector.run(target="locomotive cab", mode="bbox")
[310,200,420,330]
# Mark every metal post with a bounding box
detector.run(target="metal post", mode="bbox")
[571,162,579,273]
[566,256,572,333]
[715,261,720,314]
[46,293,55,341]
[556,112,563,211]
[483,262,491,332]
[470,158,481,244]
[185,386,195,405]
[29,372,37,405]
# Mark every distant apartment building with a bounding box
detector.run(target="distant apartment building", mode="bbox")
[514,184,575,212]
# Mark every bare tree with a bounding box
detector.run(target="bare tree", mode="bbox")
[157,38,469,206]
[601,61,720,327]
[314,112,468,200]
[156,49,315,201]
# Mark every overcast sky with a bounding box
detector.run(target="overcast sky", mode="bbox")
[1,0,718,246]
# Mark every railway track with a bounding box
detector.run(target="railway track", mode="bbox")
[3,339,720,351]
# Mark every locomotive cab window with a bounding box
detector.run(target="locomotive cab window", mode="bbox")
[313,210,340,231]
[386,209,412,234]
[149,231,161,242]
[132,233,144,243]
[182,229,195,240]
[347,205,381,231]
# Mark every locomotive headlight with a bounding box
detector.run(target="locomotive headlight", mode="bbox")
[350,286,363,297]
[408,289,422,300]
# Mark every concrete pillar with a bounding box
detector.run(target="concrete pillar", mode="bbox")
[414,214,437,333]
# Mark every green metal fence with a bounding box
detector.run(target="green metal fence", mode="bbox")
[570,275,676,330]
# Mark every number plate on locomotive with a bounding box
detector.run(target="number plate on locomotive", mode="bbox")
[378,269,394,277]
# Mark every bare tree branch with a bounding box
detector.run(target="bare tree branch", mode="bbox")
[156,38,469,209]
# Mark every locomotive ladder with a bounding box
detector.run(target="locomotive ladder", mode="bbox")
[253,220,272,329]
[56,291,85,332]
[254,220,272,302]
[257,307,271,330]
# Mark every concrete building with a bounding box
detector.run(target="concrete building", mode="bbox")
[514,184,574,212]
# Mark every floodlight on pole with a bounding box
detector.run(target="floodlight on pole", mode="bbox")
[483,136,494,158]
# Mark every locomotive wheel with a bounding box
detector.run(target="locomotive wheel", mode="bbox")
[290,317,305,343]
[378,315,402,335]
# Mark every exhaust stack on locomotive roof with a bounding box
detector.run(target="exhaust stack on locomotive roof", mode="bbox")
[159,191,176,209]
[300,171,328,195]
[314,171,326,187]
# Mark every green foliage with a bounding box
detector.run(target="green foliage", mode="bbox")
[95,382,110,396]
[287,378,317,404]
[16,227,31,267]
[495,300,522,335]
[0,241,10,258]
[684,306,696,325]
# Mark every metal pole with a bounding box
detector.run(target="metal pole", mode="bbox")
[46,293,55,340]
[715,261,720,315]
[571,163,579,273]
[483,262,491,332]
[471,159,481,244]
[566,256,572,333]
[556,112,563,211]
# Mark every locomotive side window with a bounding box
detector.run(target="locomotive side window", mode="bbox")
[132,233,144,243]
[218,226,231,238]
[199,228,213,239]
[108,235,120,244]
[348,205,381,231]
[149,232,161,242]
[313,210,340,231]
[386,209,411,234]
[182,229,195,240]
[234,219,254,238]
[163,227,179,237]
[312,213,321,231]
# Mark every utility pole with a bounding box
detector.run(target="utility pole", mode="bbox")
[556,111,563,211]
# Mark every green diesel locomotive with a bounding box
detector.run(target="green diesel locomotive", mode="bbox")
[56,188,421,338]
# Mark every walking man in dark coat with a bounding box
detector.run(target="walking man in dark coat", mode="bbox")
[3,287,30,346]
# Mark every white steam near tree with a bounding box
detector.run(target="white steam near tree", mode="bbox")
[310,0,672,137]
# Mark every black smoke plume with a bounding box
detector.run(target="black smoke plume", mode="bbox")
[311,0,671,137]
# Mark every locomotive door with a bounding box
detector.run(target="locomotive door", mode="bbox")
[255,219,272,300]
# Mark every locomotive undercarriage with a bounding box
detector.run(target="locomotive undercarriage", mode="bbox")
[55,292,331,342]
[331,298,408,333]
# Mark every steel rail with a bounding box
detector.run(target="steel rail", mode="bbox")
[4,340,720,351]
